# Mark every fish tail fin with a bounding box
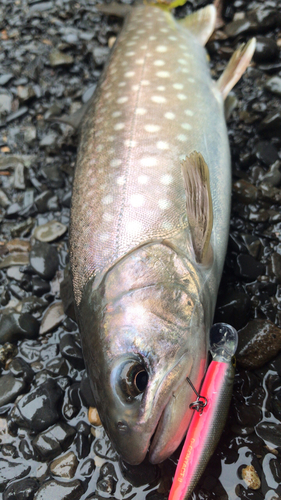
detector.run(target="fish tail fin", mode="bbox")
[217,38,256,100]
[178,5,216,45]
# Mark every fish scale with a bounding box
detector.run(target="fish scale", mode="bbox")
[70,4,229,306]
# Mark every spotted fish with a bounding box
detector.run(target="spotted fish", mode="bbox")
[70,1,255,466]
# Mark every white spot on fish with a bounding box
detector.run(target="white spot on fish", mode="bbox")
[185,109,194,116]
[158,199,171,210]
[130,194,144,207]
[141,80,150,86]
[177,94,187,100]
[118,82,126,87]
[126,220,142,234]
[161,174,173,185]
[181,123,192,130]
[144,124,161,133]
[114,122,125,130]
[117,97,128,104]
[140,157,157,167]
[100,233,110,242]
[125,51,135,56]
[177,134,188,142]
[102,195,113,205]
[173,83,184,90]
[140,45,148,49]
[136,58,144,65]
[112,111,122,118]
[138,175,148,184]
[178,59,188,65]
[127,41,136,46]
[149,36,156,40]
[117,176,125,185]
[160,28,169,33]
[164,112,175,120]
[137,30,145,34]
[181,68,190,74]
[188,78,195,83]
[103,213,113,222]
[154,60,165,66]
[110,159,122,167]
[157,141,169,150]
[132,85,139,92]
[168,36,177,41]
[156,71,170,79]
[157,86,165,91]
[151,95,167,104]
[136,108,147,115]
[124,71,135,78]
[156,45,167,53]
[107,136,115,142]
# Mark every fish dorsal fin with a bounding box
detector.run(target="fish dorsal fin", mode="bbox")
[217,38,256,100]
[181,152,213,266]
[178,5,216,45]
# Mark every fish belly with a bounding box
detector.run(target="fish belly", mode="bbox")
[70,4,231,306]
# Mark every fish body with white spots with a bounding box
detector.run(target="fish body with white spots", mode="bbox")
[70,2,255,467]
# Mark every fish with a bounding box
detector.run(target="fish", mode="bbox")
[69,0,255,466]
[169,322,238,499]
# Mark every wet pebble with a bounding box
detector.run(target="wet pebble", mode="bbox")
[3,477,39,500]
[0,312,40,344]
[120,458,160,487]
[49,50,74,67]
[235,254,265,281]
[253,36,279,63]
[242,464,261,490]
[0,374,26,407]
[9,357,34,384]
[34,191,59,213]
[254,141,279,166]
[237,319,281,369]
[255,421,281,448]
[60,333,84,370]
[32,277,50,297]
[97,462,117,495]
[88,407,102,427]
[50,450,78,478]
[11,379,63,432]
[34,220,67,243]
[33,479,83,500]
[30,242,59,280]
[265,76,281,97]
[0,253,29,270]
[39,302,66,335]
[32,422,76,459]
[0,459,31,493]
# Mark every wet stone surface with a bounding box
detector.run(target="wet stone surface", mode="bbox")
[0,0,281,499]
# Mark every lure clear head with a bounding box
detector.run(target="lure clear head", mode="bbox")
[209,323,238,362]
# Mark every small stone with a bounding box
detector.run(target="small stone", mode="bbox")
[260,161,281,188]
[9,357,33,383]
[0,459,31,492]
[3,476,39,500]
[0,94,12,115]
[0,313,40,344]
[241,465,261,490]
[254,36,279,64]
[82,84,97,103]
[0,189,10,208]
[258,112,281,138]
[97,462,117,495]
[235,254,265,281]
[12,379,63,432]
[265,76,281,97]
[34,220,67,243]
[60,334,84,370]
[7,266,24,281]
[35,191,59,213]
[49,50,74,67]
[0,374,26,407]
[6,107,28,123]
[0,253,29,270]
[32,422,76,460]
[93,46,110,66]
[33,479,83,500]
[32,277,50,297]
[17,85,36,102]
[30,242,59,280]
[232,179,258,203]
[6,239,31,253]
[88,407,102,427]
[50,451,78,479]
[39,132,58,148]
[0,74,13,86]
[39,302,66,335]
[255,421,281,448]
[254,141,279,167]
[237,319,281,369]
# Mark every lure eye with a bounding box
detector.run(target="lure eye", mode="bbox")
[119,361,148,399]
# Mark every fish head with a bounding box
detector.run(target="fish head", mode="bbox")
[78,244,209,465]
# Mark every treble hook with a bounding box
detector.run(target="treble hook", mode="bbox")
[186,377,208,414]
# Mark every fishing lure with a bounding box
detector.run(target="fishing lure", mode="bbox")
[169,323,238,500]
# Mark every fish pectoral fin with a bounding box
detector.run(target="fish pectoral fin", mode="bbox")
[217,38,256,100]
[178,5,216,45]
[181,152,213,266]
[95,2,132,17]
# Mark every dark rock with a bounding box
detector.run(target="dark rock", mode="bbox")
[50,450,78,479]
[269,457,281,483]
[45,358,68,377]
[254,141,279,166]
[214,290,251,331]
[9,357,33,383]
[260,161,281,187]
[40,343,59,362]
[97,462,117,495]
[41,165,64,189]
[0,374,26,407]
[271,253,281,283]
[235,254,265,281]
[12,379,63,432]
[241,235,261,259]
[74,429,91,460]
[79,457,96,476]
[255,421,281,448]
[32,422,76,460]
[0,313,39,344]
[237,319,281,369]
[3,477,39,500]
[34,191,59,213]
[60,334,84,370]
[258,112,281,138]
[0,459,31,493]
[30,242,59,280]
[232,179,258,203]
[32,277,50,297]
[254,36,279,64]
[40,302,66,335]
[265,76,281,97]
[224,18,252,38]
[33,480,83,500]
[18,438,37,461]
[120,457,160,487]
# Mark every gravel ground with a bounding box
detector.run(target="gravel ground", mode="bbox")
[0,0,281,499]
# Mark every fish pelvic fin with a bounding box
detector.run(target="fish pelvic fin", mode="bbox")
[181,152,213,266]
[217,38,256,100]
[178,5,216,45]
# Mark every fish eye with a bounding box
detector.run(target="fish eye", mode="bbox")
[119,361,149,399]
